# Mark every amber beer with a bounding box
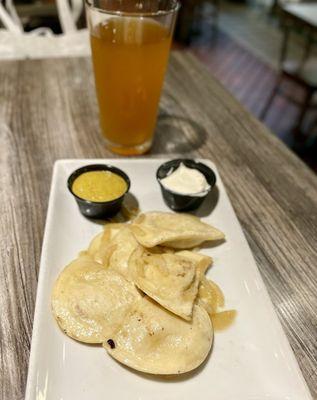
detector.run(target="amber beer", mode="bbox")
[87,1,179,155]
[90,18,172,155]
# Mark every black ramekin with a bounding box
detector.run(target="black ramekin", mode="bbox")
[67,164,130,219]
[156,159,216,212]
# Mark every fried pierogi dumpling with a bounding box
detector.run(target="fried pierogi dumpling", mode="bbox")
[175,250,213,279]
[90,225,139,282]
[51,257,141,344]
[197,277,225,316]
[131,212,224,249]
[87,231,104,257]
[129,247,202,320]
[107,227,139,281]
[104,296,213,375]
[92,223,125,265]
[129,246,200,320]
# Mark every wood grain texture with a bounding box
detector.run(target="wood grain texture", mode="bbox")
[0,52,316,400]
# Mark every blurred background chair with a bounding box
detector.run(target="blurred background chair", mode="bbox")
[56,0,83,33]
[0,0,22,32]
[0,0,89,60]
[261,2,317,137]
[175,0,219,44]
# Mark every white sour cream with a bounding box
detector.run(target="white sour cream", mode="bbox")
[160,163,210,196]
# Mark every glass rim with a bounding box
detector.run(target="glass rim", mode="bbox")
[85,0,180,17]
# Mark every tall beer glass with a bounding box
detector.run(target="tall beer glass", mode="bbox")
[86,0,179,155]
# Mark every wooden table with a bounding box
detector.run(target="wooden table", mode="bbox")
[0,52,316,400]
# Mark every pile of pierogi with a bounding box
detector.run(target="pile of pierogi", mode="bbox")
[51,211,229,375]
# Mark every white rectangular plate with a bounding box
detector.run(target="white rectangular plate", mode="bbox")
[25,159,312,400]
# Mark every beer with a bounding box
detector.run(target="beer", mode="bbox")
[90,17,172,155]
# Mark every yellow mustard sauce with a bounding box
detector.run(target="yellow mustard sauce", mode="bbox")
[72,170,127,202]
